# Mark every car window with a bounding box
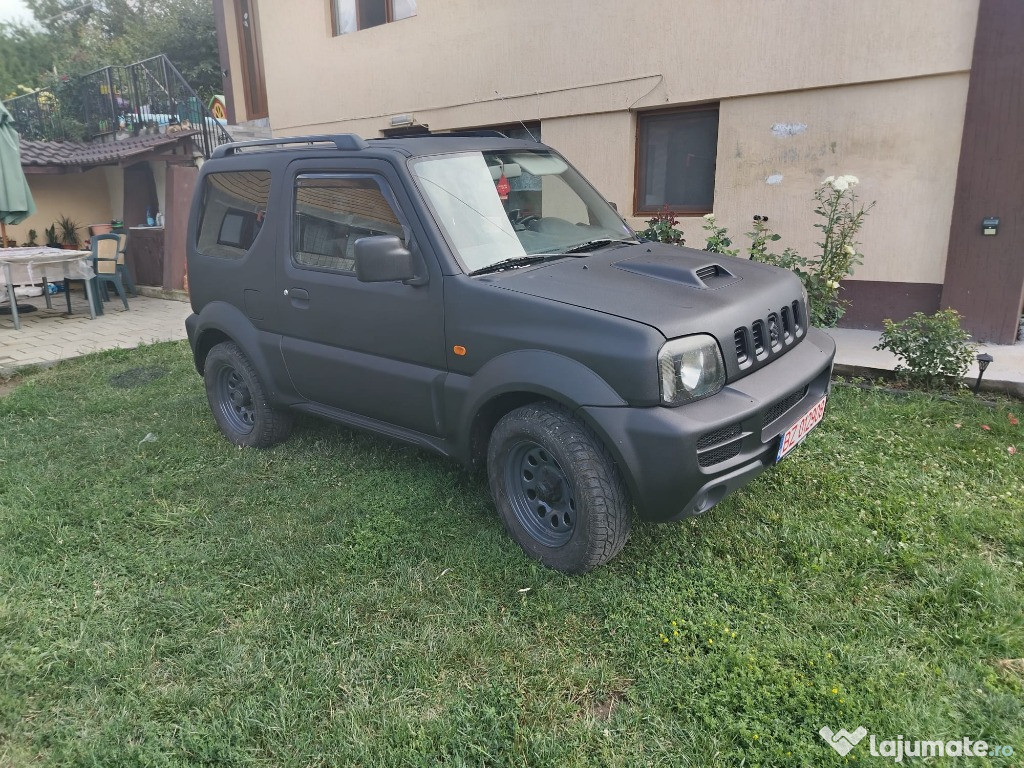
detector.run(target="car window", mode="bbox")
[196,171,271,259]
[293,175,404,273]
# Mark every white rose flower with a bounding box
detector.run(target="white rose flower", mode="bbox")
[831,177,850,192]
[703,213,716,222]
[827,279,840,290]
[842,175,859,186]
[822,175,835,185]
[843,244,855,256]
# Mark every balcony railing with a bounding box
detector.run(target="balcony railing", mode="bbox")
[3,55,234,158]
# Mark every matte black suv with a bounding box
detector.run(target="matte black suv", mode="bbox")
[185,133,835,572]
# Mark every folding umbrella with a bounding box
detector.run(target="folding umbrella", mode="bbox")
[0,101,36,248]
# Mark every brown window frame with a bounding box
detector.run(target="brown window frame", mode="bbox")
[633,103,720,218]
[330,0,415,36]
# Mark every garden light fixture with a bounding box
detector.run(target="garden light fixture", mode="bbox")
[974,352,993,392]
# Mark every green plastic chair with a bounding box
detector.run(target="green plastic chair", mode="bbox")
[93,234,129,310]
[65,234,129,312]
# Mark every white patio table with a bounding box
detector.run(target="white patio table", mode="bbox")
[0,246,96,330]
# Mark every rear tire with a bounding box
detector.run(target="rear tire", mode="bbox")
[204,341,293,448]
[487,402,631,573]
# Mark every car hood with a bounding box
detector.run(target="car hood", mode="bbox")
[481,241,804,340]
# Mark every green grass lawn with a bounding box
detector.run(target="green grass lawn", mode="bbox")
[1,342,1022,767]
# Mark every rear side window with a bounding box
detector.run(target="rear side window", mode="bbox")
[293,175,403,273]
[196,171,272,259]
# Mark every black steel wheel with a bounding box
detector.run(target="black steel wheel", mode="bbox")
[204,341,293,448]
[488,402,631,573]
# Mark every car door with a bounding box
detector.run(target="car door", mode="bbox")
[275,157,447,437]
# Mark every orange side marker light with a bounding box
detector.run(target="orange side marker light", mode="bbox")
[453,345,467,356]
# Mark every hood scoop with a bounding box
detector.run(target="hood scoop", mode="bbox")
[613,258,740,290]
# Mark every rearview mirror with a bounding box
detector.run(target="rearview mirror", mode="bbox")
[354,235,423,284]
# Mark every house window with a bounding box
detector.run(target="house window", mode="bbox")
[332,0,416,35]
[635,105,719,216]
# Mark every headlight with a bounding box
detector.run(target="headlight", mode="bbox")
[658,335,726,406]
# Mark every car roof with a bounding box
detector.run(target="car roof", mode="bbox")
[210,133,549,161]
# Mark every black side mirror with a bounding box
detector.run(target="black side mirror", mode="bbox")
[608,201,618,211]
[354,235,424,285]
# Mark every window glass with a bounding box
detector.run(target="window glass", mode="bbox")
[392,0,416,20]
[412,149,633,274]
[196,170,271,259]
[635,106,719,215]
[293,175,403,273]
[357,0,386,28]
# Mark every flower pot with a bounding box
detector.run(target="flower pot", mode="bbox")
[90,223,114,236]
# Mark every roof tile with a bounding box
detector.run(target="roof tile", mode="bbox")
[20,132,198,169]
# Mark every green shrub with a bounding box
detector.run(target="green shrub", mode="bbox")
[637,206,685,246]
[874,309,976,388]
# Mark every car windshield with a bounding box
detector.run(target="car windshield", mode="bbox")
[410,149,634,274]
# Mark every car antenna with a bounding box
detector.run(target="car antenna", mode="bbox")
[494,90,538,142]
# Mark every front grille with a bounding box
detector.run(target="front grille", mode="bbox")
[762,386,808,428]
[732,300,807,370]
[734,328,749,365]
[697,424,743,468]
[751,321,765,355]
[781,306,793,339]
[767,313,782,350]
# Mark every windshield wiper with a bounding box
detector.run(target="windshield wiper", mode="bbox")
[561,238,638,255]
[468,254,566,276]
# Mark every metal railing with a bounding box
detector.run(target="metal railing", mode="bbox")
[3,55,233,158]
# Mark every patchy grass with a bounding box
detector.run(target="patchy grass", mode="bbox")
[1,342,1022,767]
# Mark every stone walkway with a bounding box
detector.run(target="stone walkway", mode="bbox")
[0,289,191,375]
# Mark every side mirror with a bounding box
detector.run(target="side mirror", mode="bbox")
[354,235,424,284]
[608,201,618,211]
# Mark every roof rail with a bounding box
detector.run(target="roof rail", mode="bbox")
[211,134,367,158]
[432,130,510,139]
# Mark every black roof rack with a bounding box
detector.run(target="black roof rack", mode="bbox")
[211,134,367,158]
[434,130,510,139]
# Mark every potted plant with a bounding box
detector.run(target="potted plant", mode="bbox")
[44,224,59,248]
[57,215,81,249]
[27,229,38,246]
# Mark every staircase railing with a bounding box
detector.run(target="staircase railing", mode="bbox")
[2,54,234,158]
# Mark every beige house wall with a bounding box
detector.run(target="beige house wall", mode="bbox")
[223,0,979,287]
[711,74,970,285]
[7,170,113,247]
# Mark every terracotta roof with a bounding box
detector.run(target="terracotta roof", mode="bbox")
[20,132,197,169]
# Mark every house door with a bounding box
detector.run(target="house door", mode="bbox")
[234,0,268,120]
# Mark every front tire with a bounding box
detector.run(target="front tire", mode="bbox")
[204,341,293,448]
[487,402,631,573]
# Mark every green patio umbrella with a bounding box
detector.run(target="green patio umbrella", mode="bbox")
[0,101,36,248]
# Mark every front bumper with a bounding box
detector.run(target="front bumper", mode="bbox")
[581,327,835,522]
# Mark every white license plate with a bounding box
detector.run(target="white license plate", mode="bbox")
[775,396,827,462]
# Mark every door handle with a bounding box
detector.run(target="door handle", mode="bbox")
[284,287,310,307]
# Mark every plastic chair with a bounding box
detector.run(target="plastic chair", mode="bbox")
[115,232,137,296]
[65,235,129,312]
[94,234,129,310]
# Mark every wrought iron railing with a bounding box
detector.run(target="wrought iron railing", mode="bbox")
[2,55,233,158]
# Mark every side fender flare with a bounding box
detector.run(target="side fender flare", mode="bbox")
[454,350,626,463]
[189,302,297,404]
